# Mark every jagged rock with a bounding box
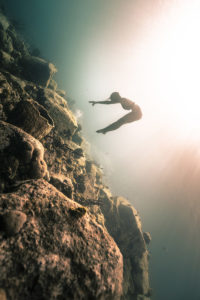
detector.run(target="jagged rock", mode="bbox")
[95,166,103,185]
[20,55,57,87]
[88,205,105,227]
[48,78,57,91]
[0,13,28,76]
[72,147,84,157]
[0,50,14,70]
[63,140,83,156]
[0,71,30,122]
[57,89,66,97]
[9,99,54,140]
[0,210,27,237]
[53,135,64,147]
[0,179,123,300]
[37,88,78,136]
[0,12,10,30]
[0,121,48,192]
[7,28,28,56]
[86,160,101,180]
[143,232,151,245]
[0,71,77,138]
[72,131,83,145]
[75,174,86,193]
[86,160,93,173]
[100,194,150,300]
[0,28,13,53]
[50,173,74,199]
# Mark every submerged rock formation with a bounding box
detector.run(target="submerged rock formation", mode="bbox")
[0,10,151,300]
[99,191,151,299]
[20,55,57,87]
[0,120,49,192]
[0,180,123,300]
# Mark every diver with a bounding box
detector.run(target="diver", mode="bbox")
[89,92,142,134]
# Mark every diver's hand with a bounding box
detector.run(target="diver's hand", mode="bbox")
[89,101,96,106]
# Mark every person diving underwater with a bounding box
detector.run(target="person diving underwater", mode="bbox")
[89,92,142,134]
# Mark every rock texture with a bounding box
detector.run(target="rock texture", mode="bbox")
[99,191,151,300]
[10,99,54,140]
[20,55,57,87]
[0,10,151,300]
[0,121,49,192]
[0,179,123,300]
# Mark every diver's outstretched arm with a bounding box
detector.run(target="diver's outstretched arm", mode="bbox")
[89,100,116,106]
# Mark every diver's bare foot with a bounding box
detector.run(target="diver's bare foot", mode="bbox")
[96,129,106,134]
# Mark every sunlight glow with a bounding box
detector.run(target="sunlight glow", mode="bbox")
[142,0,200,140]
[84,0,200,148]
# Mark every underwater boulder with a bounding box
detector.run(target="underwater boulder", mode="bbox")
[143,232,151,245]
[72,131,84,145]
[0,28,13,54]
[0,179,123,300]
[20,55,57,87]
[48,78,57,91]
[37,88,78,137]
[50,173,74,199]
[0,12,10,31]
[100,194,151,299]
[7,28,28,57]
[0,121,49,192]
[0,50,15,70]
[0,71,29,122]
[57,89,66,98]
[9,99,54,140]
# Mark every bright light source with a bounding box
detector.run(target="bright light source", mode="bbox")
[147,0,200,140]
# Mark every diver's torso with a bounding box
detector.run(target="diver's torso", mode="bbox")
[121,98,142,118]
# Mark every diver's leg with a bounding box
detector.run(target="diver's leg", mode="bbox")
[96,121,121,134]
[96,112,135,134]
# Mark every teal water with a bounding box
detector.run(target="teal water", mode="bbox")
[4,1,200,299]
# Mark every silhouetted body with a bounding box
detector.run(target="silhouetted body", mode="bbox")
[89,92,142,134]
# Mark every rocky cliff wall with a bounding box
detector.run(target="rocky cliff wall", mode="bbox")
[0,10,151,300]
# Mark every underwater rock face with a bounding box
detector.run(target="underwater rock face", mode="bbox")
[10,99,54,140]
[72,131,84,146]
[0,10,151,299]
[0,28,13,54]
[0,210,27,237]
[37,88,78,137]
[143,232,151,245]
[0,12,10,31]
[0,71,34,123]
[100,192,151,300]
[0,121,48,191]
[0,179,123,300]
[0,50,15,71]
[20,55,57,87]
[50,173,74,199]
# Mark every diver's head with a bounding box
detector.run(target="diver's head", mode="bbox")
[110,92,121,102]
